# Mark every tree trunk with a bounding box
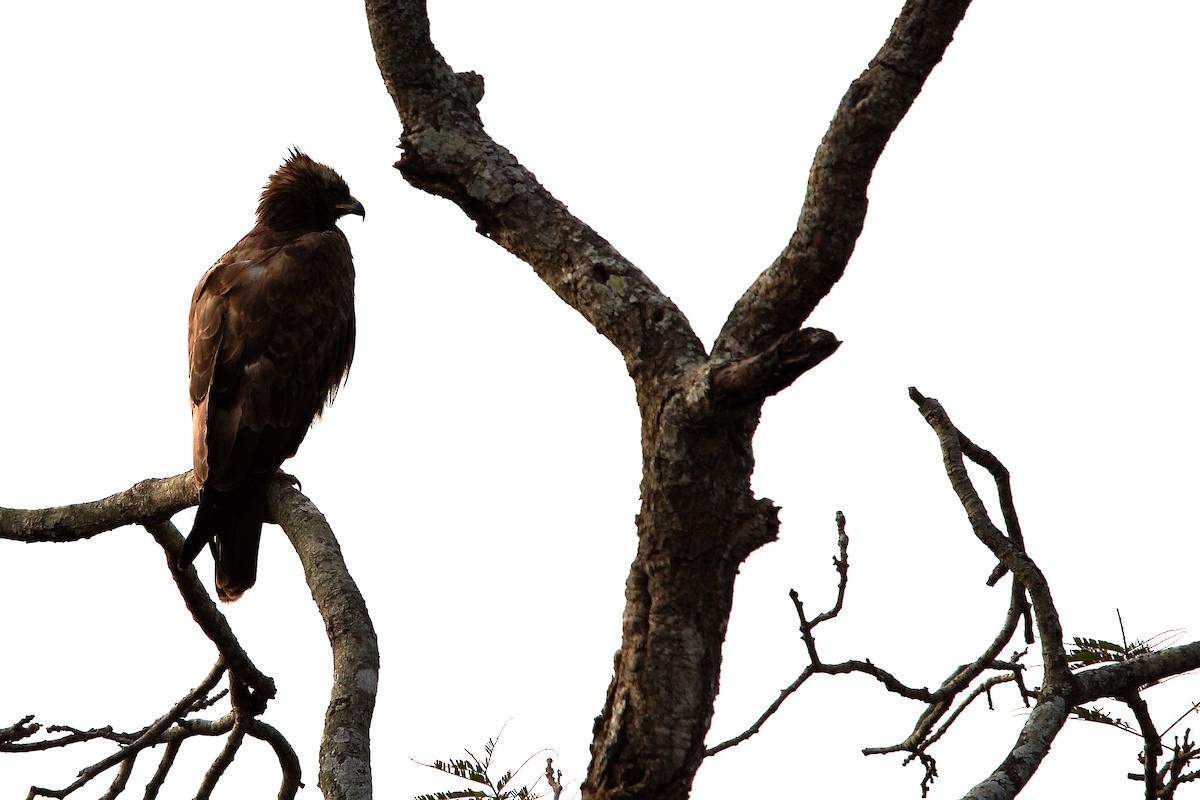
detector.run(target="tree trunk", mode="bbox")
[587,381,776,800]
[363,1,976,798]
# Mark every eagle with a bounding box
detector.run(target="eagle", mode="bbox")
[177,150,363,601]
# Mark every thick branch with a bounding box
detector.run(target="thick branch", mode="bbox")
[364,0,705,380]
[268,479,378,800]
[1073,642,1200,705]
[0,472,195,543]
[686,328,841,418]
[960,697,1072,800]
[713,0,973,364]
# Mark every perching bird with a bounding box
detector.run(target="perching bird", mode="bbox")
[178,150,363,601]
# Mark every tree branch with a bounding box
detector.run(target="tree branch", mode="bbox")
[0,472,195,543]
[268,479,378,800]
[1,476,317,798]
[1073,642,1200,705]
[685,328,842,420]
[712,0,974,365]
[144,519,277,704]
[960,697,1072,800]
[909,387,1072,691]
[22,659,227,800]
[1122,691,1161,799]
[900,388,1200,798]
[142,739,182,800]
[364,0,705,380]
[247,720,303,800]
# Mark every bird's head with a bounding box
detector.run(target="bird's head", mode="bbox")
[256,149,365,231]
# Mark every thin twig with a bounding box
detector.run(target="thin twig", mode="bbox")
[25,660,227,800]
[1123,690,1162,800]
[545,758,564,800]
[194,725,247,800]
[142,739,182,800]
[96,755,135,800]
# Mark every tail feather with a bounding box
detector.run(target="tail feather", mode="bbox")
[179,480,268,602]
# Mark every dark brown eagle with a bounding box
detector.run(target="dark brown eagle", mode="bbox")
[177,150,363,601]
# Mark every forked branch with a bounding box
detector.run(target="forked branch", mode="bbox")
[5,659,299,800]
[0,473,373,800]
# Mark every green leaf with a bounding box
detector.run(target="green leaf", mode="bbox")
[1072,704,1133,733]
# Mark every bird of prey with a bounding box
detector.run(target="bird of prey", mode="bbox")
[177,150,363,601]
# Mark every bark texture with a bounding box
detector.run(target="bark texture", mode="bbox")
[270,480,380,800]
[363,1,973,798]
[0,475,376,800]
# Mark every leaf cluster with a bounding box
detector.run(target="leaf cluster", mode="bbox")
[416,734,545,800]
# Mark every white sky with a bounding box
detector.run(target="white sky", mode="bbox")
[2,1,1198,798]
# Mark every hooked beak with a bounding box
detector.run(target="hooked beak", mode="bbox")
[336,197,366,220]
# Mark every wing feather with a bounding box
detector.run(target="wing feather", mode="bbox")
[189,231,355,493]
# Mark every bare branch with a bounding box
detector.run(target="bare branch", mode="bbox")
[142,739,182,800]
[706,664,820,757]
[712,0,974,365]
[1122,691,1161,800]
[879,583,1030,755]
[0,472,195,543]
[0,717,39,746]
[268,479,378,800]
[194,724,247,800]
[23,660,227,800]
[247,720,303,800]
[2,475,342,798]
[907,669,1027,755]
[144,520,276,705]
[364,0,705,379]
[909,387,1073,690]
[710,506,1030,763]
[690,328,841,417]
[954,431,1026,587]
[709,512,941,756]
[1,724,127,754]
[96,755,134,800]
[545,758,563,800]
[808,510,850,626]
[0,477,277,708]
[959,697,1072,800]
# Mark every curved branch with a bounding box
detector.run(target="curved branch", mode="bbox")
[364,0,705,380]
[960,697,1072,800]
[247,720,303,800]
[713,0,973,365]
[909,387,1073,691]
[143,740,182,800]
[0,472,195,543]
[268,480,378,800]
[195,723,247,800]
[0,474,277,703]
[144,520,276,703]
